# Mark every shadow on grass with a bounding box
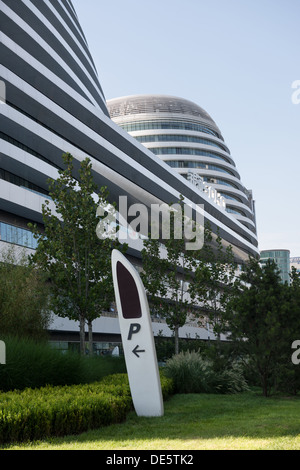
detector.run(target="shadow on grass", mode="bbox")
[7,391,300,450]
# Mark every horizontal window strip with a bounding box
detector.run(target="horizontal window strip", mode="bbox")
[0,131,60,170]
[1,41,108,118]
[120,120,222,138]
[24,0,101,89]
[1,7,103,109]
[0,167,50,198]
[166,160,234,176]
[135,134,227,152]
[151,146,230,163]
[0,221,38,250]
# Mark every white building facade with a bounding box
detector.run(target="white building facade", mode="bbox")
[0,0,259,352]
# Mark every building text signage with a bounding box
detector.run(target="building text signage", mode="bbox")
[187,171,226,209]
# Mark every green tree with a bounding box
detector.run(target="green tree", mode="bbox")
[189,225,237,342]
[0,246,50,340]
[141,198,195,354]
[29,153,124,355]
[224,257,290,396]
[277,267,300,394]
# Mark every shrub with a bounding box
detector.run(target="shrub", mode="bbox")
[159,370,174,399]
[0,336,126,392]
[100,371,174,401]
[209,362,250,394]
[0,376,131,444]
[164,350,248,394]
[0,372,174,445]
[0,247,51,340]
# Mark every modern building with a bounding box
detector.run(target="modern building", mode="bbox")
[290,257,300,274]
[107,95,257,235]
[0,0,259,352]
[260,250,291,284]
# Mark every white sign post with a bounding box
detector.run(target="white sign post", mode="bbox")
[0,341,6,365]
[111,249,164,417]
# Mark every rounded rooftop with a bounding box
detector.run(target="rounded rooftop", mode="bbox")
[107,94,221,133]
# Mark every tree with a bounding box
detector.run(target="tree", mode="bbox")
[277,267,300,394]
[141,197,195,354]
[29,153,124,355]
[223,257,290,396]
[0,246,51,340]
[189,225,237,342]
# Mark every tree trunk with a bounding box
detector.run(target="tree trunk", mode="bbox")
[88,320,93,356]
[79,314,86,355]
[261,371,269,397]
[174,325,179,355]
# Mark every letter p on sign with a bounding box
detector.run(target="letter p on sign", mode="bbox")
[111,249,163,417]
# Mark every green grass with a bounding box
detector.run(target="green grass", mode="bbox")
[3,390,300,450]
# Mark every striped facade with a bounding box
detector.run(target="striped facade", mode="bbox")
[0,0,259,348]
[108,95,257,235]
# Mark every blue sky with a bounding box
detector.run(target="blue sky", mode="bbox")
[73,0,300,257]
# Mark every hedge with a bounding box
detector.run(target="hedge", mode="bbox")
[0,372,173,445]
[0,336,127,392]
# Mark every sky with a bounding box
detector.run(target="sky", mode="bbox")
[73,0,300,257]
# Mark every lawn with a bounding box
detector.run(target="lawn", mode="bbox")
[3,390,300,450]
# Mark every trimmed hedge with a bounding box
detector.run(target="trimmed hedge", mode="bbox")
[0,373,173,445]
[100,372,174,401]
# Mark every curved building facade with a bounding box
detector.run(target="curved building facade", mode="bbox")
[0,0,259,348]
[260,249,290,284]
[107,95,256,234]
[0,0,258,264]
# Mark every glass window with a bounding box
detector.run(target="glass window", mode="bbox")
[0,166,50,198]
[203,177,238,189]
[135,134,228,152]
[120,120,223,139]
[226,207,247,217]
[151,147,230,163]
[0,222,38,249]
[0,131,60,170]
[166,160,234,175]
[219,192,243,203]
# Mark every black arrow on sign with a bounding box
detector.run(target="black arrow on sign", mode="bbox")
[132,345,145,358]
